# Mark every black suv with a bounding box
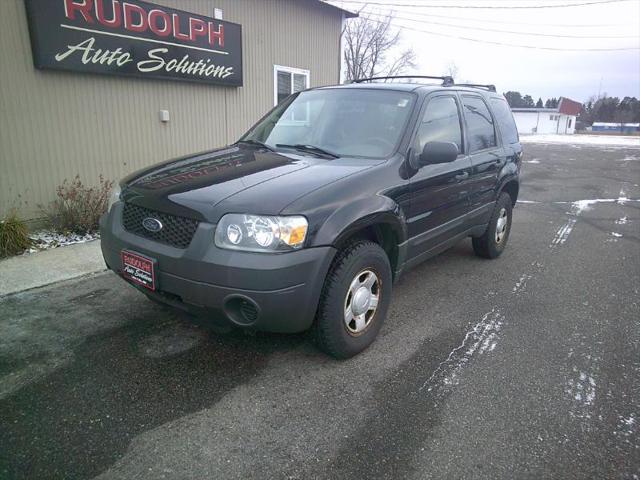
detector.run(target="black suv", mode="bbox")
[100,75,521,358]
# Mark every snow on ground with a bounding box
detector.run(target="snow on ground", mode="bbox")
[25,231,99,254]
[419,307,505,394]
[520,134,640,148]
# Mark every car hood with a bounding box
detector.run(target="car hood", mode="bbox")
[121,144,379,222]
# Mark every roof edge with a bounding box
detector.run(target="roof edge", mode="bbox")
[317,0,359,18]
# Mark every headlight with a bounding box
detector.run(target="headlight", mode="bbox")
[107,184,122,212]
[215,214,308,252]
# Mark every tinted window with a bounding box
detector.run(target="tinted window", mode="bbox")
[490,98,519,144]
[463,96,497,152]
[415,96,462,153]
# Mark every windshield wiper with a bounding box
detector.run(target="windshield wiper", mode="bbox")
[275,144,340,159]
[238,139,275,151]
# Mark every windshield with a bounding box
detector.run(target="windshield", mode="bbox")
[241,89,416,159]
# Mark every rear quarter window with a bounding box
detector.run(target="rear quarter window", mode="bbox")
[490,98,519,145]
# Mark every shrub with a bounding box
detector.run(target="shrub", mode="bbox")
[0,211,31,258]
[39,175,114,234]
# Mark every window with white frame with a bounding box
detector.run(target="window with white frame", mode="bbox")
[274,65,310,106]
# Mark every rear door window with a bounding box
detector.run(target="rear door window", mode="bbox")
[490,98,519,145]
[415,96,463,154]
[462,96,497,152]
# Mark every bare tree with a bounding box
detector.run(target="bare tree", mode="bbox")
[343,14,416,82]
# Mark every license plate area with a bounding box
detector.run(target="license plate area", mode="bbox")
[121,250,156,291]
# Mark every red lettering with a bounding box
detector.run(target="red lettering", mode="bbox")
[149,9,171,36]
[123,254,151,273]
[123,2,147,32]
[189,18,207,42]
[95,0,121,28]
[64,0,94,23]
[209,22,224,47]
[172,13,190,41]
[63,1,227,50]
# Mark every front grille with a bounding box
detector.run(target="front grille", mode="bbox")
[122,203,199,249]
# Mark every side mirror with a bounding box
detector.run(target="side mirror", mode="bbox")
[418,141,459,166]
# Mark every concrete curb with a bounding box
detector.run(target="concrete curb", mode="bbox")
[0,240,106,297]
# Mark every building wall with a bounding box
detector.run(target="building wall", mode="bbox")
[512,112,540,135]
[513,111,576,135]
[0,0,343,219]
[562,115,576,134]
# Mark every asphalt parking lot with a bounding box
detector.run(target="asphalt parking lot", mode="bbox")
[1,142,639,480]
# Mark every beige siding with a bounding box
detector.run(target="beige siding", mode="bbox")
[0,0,343,219]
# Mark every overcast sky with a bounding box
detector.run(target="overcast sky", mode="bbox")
[328,0,640,103]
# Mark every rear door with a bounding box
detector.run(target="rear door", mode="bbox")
[460,94,505,224]
[405,93,473,260]
[489,95,523,181]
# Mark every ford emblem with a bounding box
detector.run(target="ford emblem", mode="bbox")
[142,217,163,233]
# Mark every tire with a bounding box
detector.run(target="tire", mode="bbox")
[313,240,392,359]
[472,192,513,259]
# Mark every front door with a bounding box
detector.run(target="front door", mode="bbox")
[406,94,473,261]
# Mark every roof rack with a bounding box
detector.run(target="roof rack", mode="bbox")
[350,76,496,92]
[456,83,497,92]
[351,75,454,87]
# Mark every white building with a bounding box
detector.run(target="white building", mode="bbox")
[512,97,582,135]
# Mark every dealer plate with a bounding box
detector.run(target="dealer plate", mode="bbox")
[121,250,156,291]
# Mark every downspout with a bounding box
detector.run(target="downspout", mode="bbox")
[339,13,345,84]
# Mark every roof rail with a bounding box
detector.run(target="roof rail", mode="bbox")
[351,75,454,87]
[456,83,497,92]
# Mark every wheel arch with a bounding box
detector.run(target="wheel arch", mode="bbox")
[310,196,407,280]
[499,177,520,206]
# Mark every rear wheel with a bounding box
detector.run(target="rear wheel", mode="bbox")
[472,192,513,259]
[313,240,392,359]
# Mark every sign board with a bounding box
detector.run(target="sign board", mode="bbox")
[24,0,243,86]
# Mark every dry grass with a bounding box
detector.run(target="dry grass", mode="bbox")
[0,211,31,258]
[39,175,114,234]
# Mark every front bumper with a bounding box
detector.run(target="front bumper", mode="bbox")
[99,203,336,333]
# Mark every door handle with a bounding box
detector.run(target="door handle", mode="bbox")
[454,171,469,182]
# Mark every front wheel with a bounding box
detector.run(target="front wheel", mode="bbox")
[313,241,392,359]
[472,192,513,259]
